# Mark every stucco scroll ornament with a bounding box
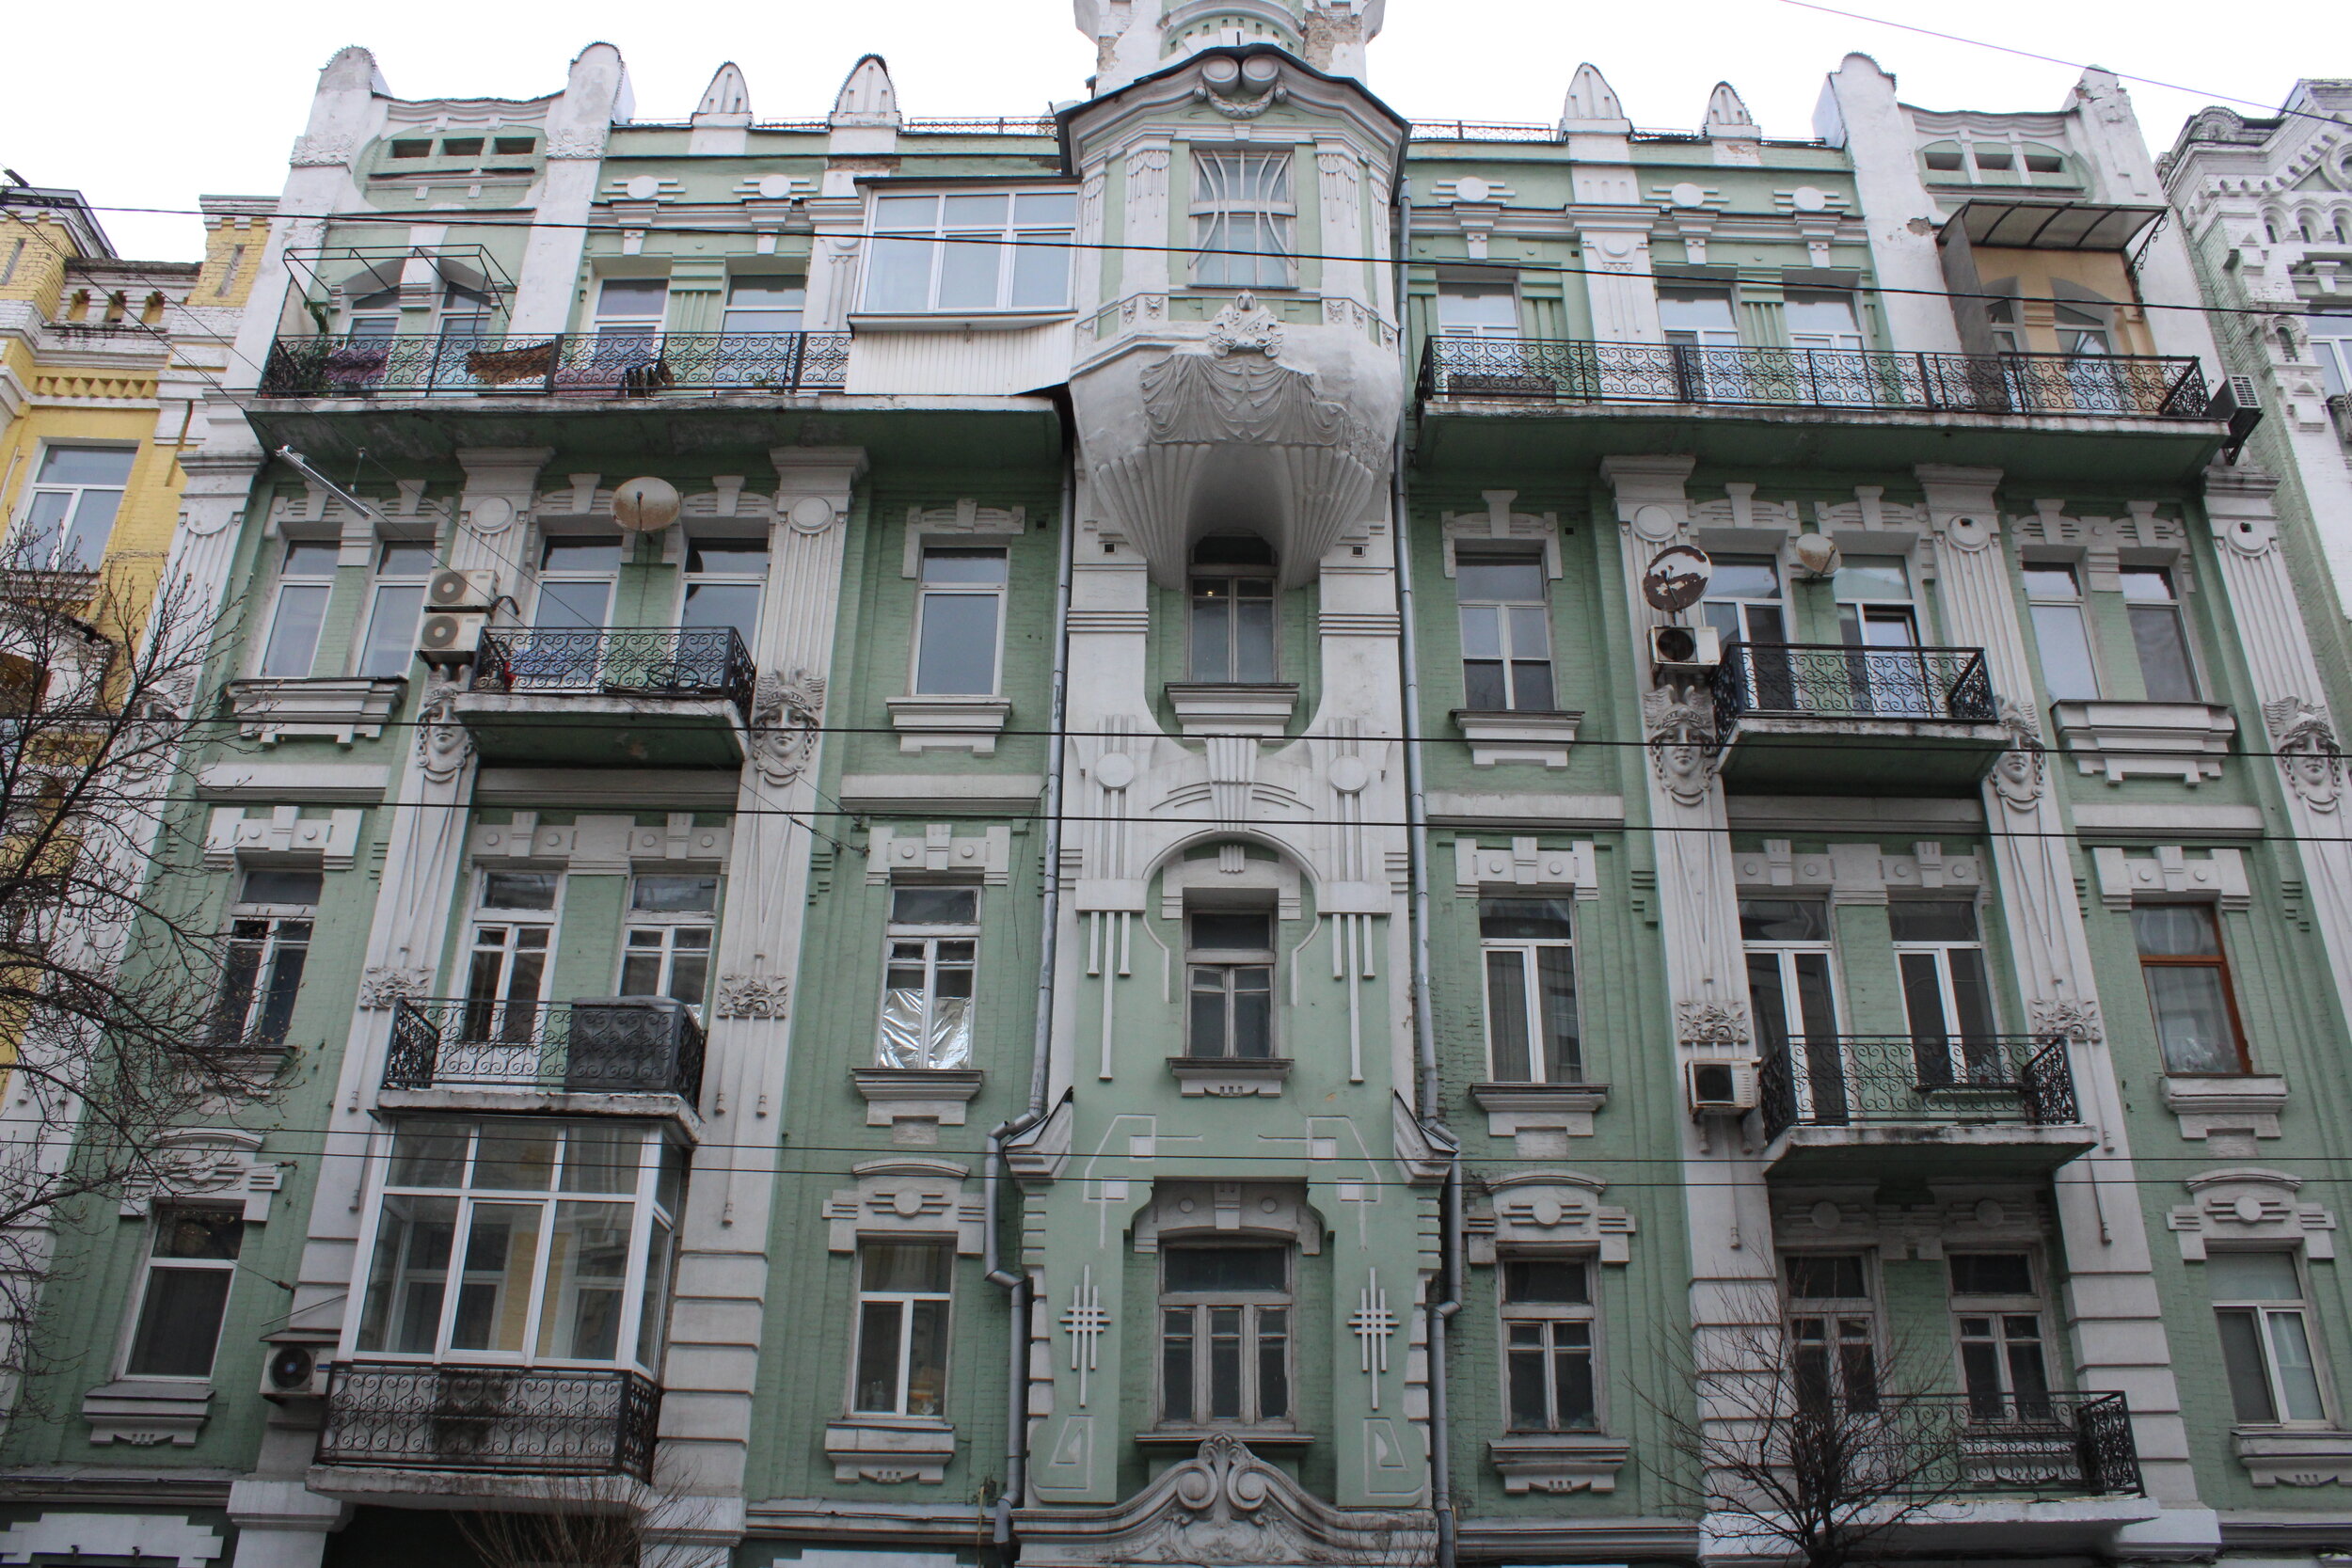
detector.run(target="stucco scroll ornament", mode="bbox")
[2026,996,2103,1046]
[1205,292,1282,359]
[713,969,789,1021]
[2265,695,2344,811]
[288,135,355,167]
[1193,78,1289,120]
[749,669,826,787]
[1990,700,2048,812]
[357,965,432,1010]
[1676,999,1751,1046]
[1642,686,1719,807]
[544,132,605,160]
[415,677,474,786]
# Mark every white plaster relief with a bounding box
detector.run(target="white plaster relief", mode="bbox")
[1452,837,1596,899]
[2169,1167,2337,1260]
[865,823,1011,886]
[822,1158,985,1256]
[2090,845,2251,910]
[203,805,362,871]
[1730,839,1981,903]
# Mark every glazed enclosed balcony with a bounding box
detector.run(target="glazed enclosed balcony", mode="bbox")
[314,1364,660,1481]
[255,330,850,400]
[454,626,752,768]
[1757,1034,2092,1179]
[381,998,706,1119]
[1709,641,2008,793]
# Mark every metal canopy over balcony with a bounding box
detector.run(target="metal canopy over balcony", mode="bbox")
[315,1365,660,1481]
[257,331,850,399]
[385,997,706,1107]
[1758,1034,2093,1179]
[1709,641,2010,794]
[1944,198,2166,252]
[455,626,753,768]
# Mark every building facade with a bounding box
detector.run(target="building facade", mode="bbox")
[5,8,2352,1568]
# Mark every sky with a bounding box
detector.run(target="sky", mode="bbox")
[2,0,2339,261]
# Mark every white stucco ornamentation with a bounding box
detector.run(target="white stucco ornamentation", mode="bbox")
[748,669,825,786]
[2265,695,2344,810]
[1642,687,1719,806]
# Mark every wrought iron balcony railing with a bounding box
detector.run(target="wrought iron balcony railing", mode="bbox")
[386,998,707,1102]
[469,626,755,721]
[1759,1034,2077,1142]
[256,330,850,398]
[1771,1391,2140,1498]
[1713,641,1997,732]
[316,1364,660,1480]
[1418,336,2212,420]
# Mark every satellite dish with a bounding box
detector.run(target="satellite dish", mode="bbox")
[1643,545,1712,613]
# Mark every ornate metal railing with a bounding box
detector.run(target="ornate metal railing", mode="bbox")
[470,626,755,720]
[1758,1034,2076,1142]
[256,330,851,398]
[317,1365,660,1479]
[1763,1391,2140,1498]
[1410,119,1563,142]
[1714,641,1997,731]
[1418,336,2212,419]
[386,998,706,1101]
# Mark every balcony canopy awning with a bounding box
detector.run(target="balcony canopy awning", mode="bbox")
[1943,199,2167,252]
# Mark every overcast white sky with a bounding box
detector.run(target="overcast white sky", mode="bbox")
[4,0,2339,260]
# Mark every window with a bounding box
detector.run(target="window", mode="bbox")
[619,875,716,1013]
[1891,900,1999,1084]
[2024,563,2098,701]
[1744,898,1844,1117]
[1480,898,1581,1084]
[2133,904,2246,1074]
[533,535,622,630]
[258,540,341,678]
[1948,1252,2051,1419]
[491,136,536,156]
[2120,567,2198,702]
[878,885,978,1070]
[214,868,322,1048]
[864,192,1077,312]
[1160,1244,1290,1426]
[592,278,668,339]
[1700,554,1788,646]
[344,287,401,341]
[2212,1251,2328,1425]
[722,277,804,334]
[1786,1252,1878,1412]
[1457,549,1552,711]
[680,538,768,648]
[1502,1258,1597,1431]
[1833,556,1919,651]
[1786,292,1863,352]
[1189,536,1277,683]
[354,1120,682,1370]
[851,1241,953,1416]
[358,540,436,678]
[124,1208,243,1378]
[2055,301,2112,356]
[1985,295,2024,354]
[17,446,134,571]
[1436,277,1519,339]
[2311,317,2352,399]
[463,871,561,1044]
[441,137,485,158]
[1186,911,1274,1059]
[389,139,432,159]
[1192,150,1295,289]
[1659,288,1740,348]
[913,546,1006,696]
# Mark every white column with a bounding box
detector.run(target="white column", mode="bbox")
[510,44,629,337]
[1815,55,1963,355]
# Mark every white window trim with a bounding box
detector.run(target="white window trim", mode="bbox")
[217,892,317,1046]
[1498,1252,1602,1433]
[254,538,342,679]
[1456,546,1555,714]
[12,443,136,572]
[116,1204,244,1383]
[465,869,566,1006]
[1481,925,1581,1085]
[2210,1248,2336,1429]
[1184,911,1279,1061]
[848,1242,955,1418]
[1945,1249,2053,1406]
[1155,1242,1295,1430]
[1186,560,1279,685]
[908,544,1009,699]
[676,536,771,646]
[355,539,437,679]
[590,277,671,337]
[2023,558,2105,702]
[1189,148,1298,291]
[858,186,1080,317]
[877,886,980,1070]
[531,533,624,632]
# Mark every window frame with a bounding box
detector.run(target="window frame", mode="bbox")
[1435,275,1522,340]
[1455,546,1555,713]
[213,870,321,1048]
[590,277,670,339]
[119,1204,245,1382]
[1478,898,1582,1085]
[1187,540,1279,684]
[1658,286,1741,348]
[463,869,564,1021]
[1190,149,1297,291]
[256,537,342,679]
[1945,1249,2055,1420]
[910,544,1009,698]
[1783,1250,1883,1413]
[1156,1242,1295,1430]
[849,1239,957,1418]
[1498,1254,1600,1433]
[2310,318,2352,399]
[2118,564,2201,703]
[2022,561,2101,702]
[2210,1248,2334,1428]
[531,533,623,632]
[721,276,806,335]
[677,534,770,650]
[1889,897,2001,1081]
[357,537,437,679]
[2132,900,2250,1075]
[616,874,719,1015]
[876,883,981,1071]
[860,188,1079,315]
[1184,910,1277,1061]
[14,443,135,573]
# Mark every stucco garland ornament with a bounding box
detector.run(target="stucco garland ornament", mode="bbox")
[2265,695,2344,811]
[749,669,826,786]
[1642,686,1719,807]
[1107,1433,1431,1565]
[356,965,432,1011]
[1676,999,1751,1046]
[415,677,474,785]
[713,969,789,1021]
[2027,996,2104,1046]
[1991,700,2048,812]
[1205,291,1282,358]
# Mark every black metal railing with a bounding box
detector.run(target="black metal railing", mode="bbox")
[1758,1034,2076,1142]
[1419,336,2212,420]
[257,330,851,398]
[317,1364,660,1480]
[470,626,755,721]
[1771,1391,2140,1498]
[386,998,706,1101]
[1714,641,1997,732]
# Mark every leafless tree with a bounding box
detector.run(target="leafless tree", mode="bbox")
[452,1473,729,1568]
[0,543,271,1418]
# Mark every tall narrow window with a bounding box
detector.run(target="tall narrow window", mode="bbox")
[1744,898,1844,1121]
[1785,1252,1878,1413]
[2311,318,2352,399]
[680,538,769,648]
[1786,292,1863,352]
[2132,904,2247,1074]
[1189,536,1277,683]
[358,540,436,678]
[1480,898,1581,1084]
[1160,1244,1291,1426]
[1457,549,1552,711]
[913,546,1007,696]
[878,886,979,1070]
[1502,1258,1597,1431]
[2023,564,2099,701]
[258,540,341,678]
[1948,1252,2051,1420]
[2120,567,2198,702]
[463,872,561,1050]
[533,536,622,631]
[1985,295,2025,354]
[125,1208,243,1378]
[2211,1251,2328,1425]
[1192,150,1295,289]
[851,1241,952,1416]
[1437,277,1520,339]
[214,868,322,1048]
[1890,899,1999,1085]
[618,875,717,1013]
[18,446,135,572]
[1186,911,1275,1060]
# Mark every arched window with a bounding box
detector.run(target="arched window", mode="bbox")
[1188,535,1278,683]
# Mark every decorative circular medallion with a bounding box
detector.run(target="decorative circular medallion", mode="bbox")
[467,495,515,534]
[787,495,835,533]
[1328,756,1371,795]
[1791,185,1830,212]
[1810,1200,1842,1231]
[1671,182,1708,208]
[1094,752,1136,790]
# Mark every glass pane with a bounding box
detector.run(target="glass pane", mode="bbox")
[894,887,979,926]
[1484,949,1533,1081]
[1511,660,1555,712]
[356,1193,458,1354]
[866,237,936,309]
[535,1200,632,1359]
[943,194,1009,229]
[259,584,331,677]
[632,876,718,914]
[853,1300,905,1412]
[1479,899,1574,941]
[252,936,308,1043]
[1502,1259,1589,1304]
[1458,603,1502,659]
[922,547,1008,585]
[2207,1251,2305,1302]
[1508,604,1551,661]
[1787,1254,1868,1300]
[1193,911,1272,952]
[1536,945,1581,1081]
[2217,1309,2280,1423]
[930,992,974,1070]
[873,195,938,231]
[1949,1253,2033,1295]
[2129,605,2199,702]
[126,1268,233,1377]
[1507,1338,1548,1428]
[906,1298,949,1416]
[1165,1246,1286,1293]
[2268,1311,2328,1421]
[1438,284,1519,332]
[1015,193,1077,226]
[448,1201,544,1354]
[1947,947,1997,1039]
[2132,905,2219,958]
[1009,235,1071,309]
[596,279,668,318]
[559,1124,644,1195]
[1232,981,1272,1059]
[725,278,803,309]
[1659,290,1738,333]
[914,594,1000,694]
[681,581,761,643]
[540,537,623,574]
[1889,900,1978,943]
[1457,559,1544,604]
[1833,559,1911,602]
[482,871,560,911]
[636,1217,674,1369]
[1553,1339,1596,1428]
[37,447,135,485]
[2029,604,2099,701]
[2143,965,2239,1073]
[1256,1307,1288,1419]
[863,1241,953,1293]
[685,539,770,576]
[1899,951,1952,1042]
[18,489,70,562]
[534,578,612,631]
[1785,292,1860,338]
[1792,952,1839,1037]
[1163,1308,1194,1423]
[1709,558,1783,601]
[57,487,121,569]
[1462,661,1506,710]
[359,583,425,677]
[1208,1306,1243,1419]
[1739,899,1830,942]
[1188,977,1227,1057]
[470,1125,559,1191]
[1190,591,1232,682]
[938,236,1005,309]
[388,1123,469,1188]
[1233,596,1276,683]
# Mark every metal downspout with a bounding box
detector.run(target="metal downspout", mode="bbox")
[988,409,1077,1554]
[1391,172,1461,1568]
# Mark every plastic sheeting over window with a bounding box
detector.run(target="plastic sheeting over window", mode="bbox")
[877,938,975,1069]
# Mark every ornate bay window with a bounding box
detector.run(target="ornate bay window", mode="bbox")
[1191,149,1295,289]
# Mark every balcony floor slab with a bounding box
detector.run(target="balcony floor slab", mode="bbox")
[1764,1120,2097,1181]
[453,689,745,768]
[304,1465,653,1512]
[374,1086,703,1138]
[1719,716,2009,795]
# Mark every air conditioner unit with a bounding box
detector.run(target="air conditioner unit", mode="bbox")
[1650,624,1722,673]
[426,568,499,610]
[1686,1058,1758,1115]
[259,1332,336,1401]
[2207,373,2264,461]
[417,610,486,665]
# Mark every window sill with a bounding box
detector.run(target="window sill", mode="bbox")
[2159,1073,2286,1141]
[227,674,410,746]
[1487,1431,1630,1495]
[1136,1426,1313,1449]
[886,694,1012,755]
[1469,1082,1611,1148]
[2049,699,2236,785]
[1168,1055,1293,1098]
[852,1066,986,1136]
[824,1415,957,1484]
[2233,1427,2352,1487]
[848,309,1076,333]
[1452,708,1582,768]
[1165,682,1300,738]
[82,1379,214,1447]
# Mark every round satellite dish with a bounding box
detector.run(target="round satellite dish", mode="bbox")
[1790,531,1842,579]
[612,476,681,532]
[1643,545,1713,613]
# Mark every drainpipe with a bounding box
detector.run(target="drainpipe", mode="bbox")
[1391,171,1461,1568]
[987,403,1078,1555]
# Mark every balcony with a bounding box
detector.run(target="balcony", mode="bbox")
[457,627,752,768]
[1709,641,2008,793]
[256,330,850,399]
[1757,1034,2092,1179]
[314,1364,659,1481]
[383,998,706,1117]
[1787,1391,2141,1500]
